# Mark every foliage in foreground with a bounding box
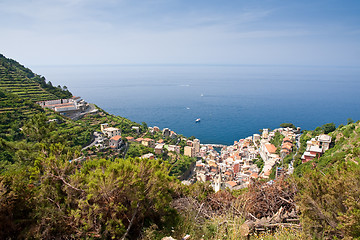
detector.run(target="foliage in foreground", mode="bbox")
[295,162,360,239]
[0,146,178,239]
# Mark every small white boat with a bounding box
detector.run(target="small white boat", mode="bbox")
[195,118,201,123]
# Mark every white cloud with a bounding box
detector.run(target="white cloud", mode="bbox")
[0,0,359,66]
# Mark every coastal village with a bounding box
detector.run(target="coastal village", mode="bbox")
[87,119,333,193]
[37,97,333,193]
[90,121,333,193]
[190,127,298,191]
[189,127,332,192]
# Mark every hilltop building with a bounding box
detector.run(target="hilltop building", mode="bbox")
[109,135,122,149]
[155,144,164,154]
[142,138,155,148]
[167,145,180,154]
[103,127,121,138]
[37,96,88,116]
[301,134,332,163]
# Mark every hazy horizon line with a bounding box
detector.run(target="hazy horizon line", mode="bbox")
[30,63,360,69]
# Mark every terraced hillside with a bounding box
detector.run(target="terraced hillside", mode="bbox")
[0,90,41,114]
[0,64,57,101]
[0,90,44,141]
[0,54,72,101]
[0,53,74,141]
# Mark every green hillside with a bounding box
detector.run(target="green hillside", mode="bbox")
[0,54,72,101]
[0,90,44,141]
[292,121,360,239]
[0,53,74,142]
[295,121,360,175]
[0,90,42,115]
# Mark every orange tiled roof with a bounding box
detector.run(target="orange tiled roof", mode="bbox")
[250,173,259,178]
[264,170,271,176]
[282,144,292,150]
[226,181,237,187]
[111,135,122,141]
[265,143,277,154]
[281,149,290,153]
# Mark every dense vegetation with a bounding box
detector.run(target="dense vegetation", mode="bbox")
[0,90,44,141]
[291,121,360,239]
[270,131,284,149]
[0,147,178,239]
[280,122,296,129]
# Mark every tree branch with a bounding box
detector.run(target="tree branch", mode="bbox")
[48,172,84,192]
[121,202,140,240]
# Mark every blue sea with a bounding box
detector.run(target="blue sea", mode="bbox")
[31,65,360,145]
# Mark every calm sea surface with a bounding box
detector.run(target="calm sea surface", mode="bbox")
[31,65,360,145]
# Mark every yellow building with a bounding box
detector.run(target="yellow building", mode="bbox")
[184,146,195,157]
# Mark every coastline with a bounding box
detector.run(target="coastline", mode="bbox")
[31,64,360,145]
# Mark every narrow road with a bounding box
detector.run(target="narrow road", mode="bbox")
[288,134,301,174]
[70,103,98,120]
[122,142,129,159]
[82,132,103,151]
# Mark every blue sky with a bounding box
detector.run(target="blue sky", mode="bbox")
[0,0,360,66]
